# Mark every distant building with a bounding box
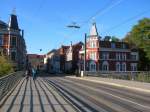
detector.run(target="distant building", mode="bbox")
[45,42,83,74]
[45,49,61,73]
[27,54,45,70]
[65,42,83,73]
[79,23,139,72]
[0,12,26,70]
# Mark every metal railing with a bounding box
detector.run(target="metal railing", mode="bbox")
[86,71,150,83]
[0,71,24,101]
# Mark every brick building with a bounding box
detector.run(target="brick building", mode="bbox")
[65,42,83,73]
[0,12,26,70]
[79,23,139,72]
[45,42,83,73]
[27,54,45,70]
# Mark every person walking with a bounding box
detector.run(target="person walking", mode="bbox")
[32,67,36,80]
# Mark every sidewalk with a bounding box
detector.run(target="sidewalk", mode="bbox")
[67,76,150,93]
[0,77,77,112]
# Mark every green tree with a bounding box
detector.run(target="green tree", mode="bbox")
[123,18,150,70]
[111,36,120,42]
[0,56,13,77]
[125,18,150,59]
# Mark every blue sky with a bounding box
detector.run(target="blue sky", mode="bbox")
[0,0,150,54]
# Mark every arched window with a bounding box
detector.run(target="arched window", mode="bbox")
[90,61,96,71]
[116,62,120,71]
[122,63,126,71]
[102,61,109,71]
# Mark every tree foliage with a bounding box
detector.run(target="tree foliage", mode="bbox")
[123,18,150,70]
[0,56,13,77]
[124,18,150,60]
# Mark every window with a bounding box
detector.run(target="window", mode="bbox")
[102,61,109,71]
[11,36,17,46]
[90,52,96,60]
[122,63,126,71]
[90,41,96,48]
[116,63,120,71]
[0,35,3,46]
[122,44,126,49]
[111,43,115,48]
[131,55,137,61]
[11,52,16,61]
[131,63,137,71]
[102,52,109,60]
[122,53,126,60]
[116,53,120,60]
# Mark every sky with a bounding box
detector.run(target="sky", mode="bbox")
[0,0,150,54]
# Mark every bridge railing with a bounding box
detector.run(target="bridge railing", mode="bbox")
[0,71,24,101]
[86,71,150,83]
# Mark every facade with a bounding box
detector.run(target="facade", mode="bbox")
[27,54,45,70]
[45,42,83,74]
[65,42,83,73]
[45,49,61,73]
[0,13,26,70]
[79,23,139,72]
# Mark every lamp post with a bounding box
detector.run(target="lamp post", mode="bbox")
[84,33,87,76]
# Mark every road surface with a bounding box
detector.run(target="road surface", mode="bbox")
[44,76,150,112]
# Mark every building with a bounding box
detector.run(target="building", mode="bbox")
[45,42,83,74]
[45,49,61,73]
[27,54,45,70]
[65,42,83,73]
[0,12,26,70]
[79,23,139,72]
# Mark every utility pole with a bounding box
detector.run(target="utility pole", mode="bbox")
[84,33,87,75]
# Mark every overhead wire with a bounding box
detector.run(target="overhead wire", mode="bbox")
[103,8,150,34]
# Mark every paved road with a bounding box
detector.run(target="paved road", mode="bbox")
[44,76,150,112]
[0,77,77,112]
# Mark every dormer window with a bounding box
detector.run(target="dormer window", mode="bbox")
[111,43,115,48]
[122,43,126,49]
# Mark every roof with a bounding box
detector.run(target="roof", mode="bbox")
[27,54,45,58]
[8,14,19,30]
[47,49,57,55]
[0,20,8,29]
[89,22,98,36]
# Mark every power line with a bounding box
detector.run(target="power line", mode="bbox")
[62,0,124,42]
[103,8,150,33]
[81,0,124,27]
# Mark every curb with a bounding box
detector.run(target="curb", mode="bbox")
[67,76,150,93]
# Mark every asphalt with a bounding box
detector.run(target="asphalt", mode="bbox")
[45,76,150,112]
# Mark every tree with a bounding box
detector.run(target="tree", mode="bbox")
[123,18,150,70]
[111,36,120,42]
[0,56,13,77]
[124,18,150,59]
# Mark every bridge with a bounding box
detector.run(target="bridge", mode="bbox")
[0,72,150,112]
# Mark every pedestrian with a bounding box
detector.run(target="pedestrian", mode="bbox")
[25,70,29,80]
[32,67,36,80]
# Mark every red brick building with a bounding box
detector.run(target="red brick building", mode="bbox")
[79,23,139,72]
[27,54,45,70]
[65,42,83,73]
[0,12,26,70]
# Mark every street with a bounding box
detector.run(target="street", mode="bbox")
[1,75,150,112]
[44,76,150,112]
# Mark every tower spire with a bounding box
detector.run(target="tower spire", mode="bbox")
[8,8,19,30]
[12,8,16,15]
[90,22,98,36]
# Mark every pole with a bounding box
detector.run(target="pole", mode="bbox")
[84,33,87,75]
